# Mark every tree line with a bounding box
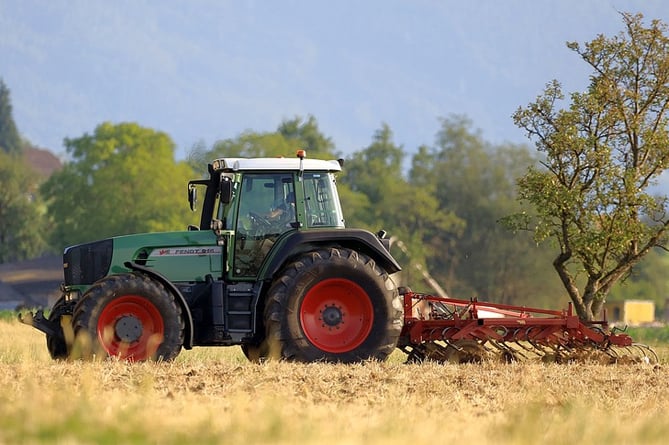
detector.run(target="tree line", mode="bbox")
[1,12,668,317]
[0,85,568,308]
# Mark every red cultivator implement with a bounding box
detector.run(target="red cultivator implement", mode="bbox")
[397,289,658,364]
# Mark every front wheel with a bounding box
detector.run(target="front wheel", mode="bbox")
[264,247,402,363]
[72,273,184,361]
[46,296,76,359]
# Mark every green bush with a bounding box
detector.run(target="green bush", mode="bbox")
[0,310,17,321]
[626,325,669,344]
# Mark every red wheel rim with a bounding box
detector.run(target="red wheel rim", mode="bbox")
[300,278,374,353]
[97,295,164,360]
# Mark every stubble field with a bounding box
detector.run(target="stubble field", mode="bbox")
[1,318,668,445]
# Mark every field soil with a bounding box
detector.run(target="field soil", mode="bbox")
[2,256,668,444]
[1,319,668,445]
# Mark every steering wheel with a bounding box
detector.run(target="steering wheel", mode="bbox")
[248,211,272,230]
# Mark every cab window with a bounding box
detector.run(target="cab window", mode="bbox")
[303,172,344,228]
[233,173,295,277]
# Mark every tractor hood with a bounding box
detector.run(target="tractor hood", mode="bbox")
[63,230,220,286]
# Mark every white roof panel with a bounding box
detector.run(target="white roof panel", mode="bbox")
[212,157,342,172]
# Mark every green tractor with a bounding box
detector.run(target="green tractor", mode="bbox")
[23,152,403,362]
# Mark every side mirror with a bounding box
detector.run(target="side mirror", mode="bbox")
[220,177,232,204]
[188,185,198,211]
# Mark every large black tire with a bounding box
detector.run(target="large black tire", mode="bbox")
[240,342,269,362]
[72,273,184,361]
[46,296,76,359]
[263,247,403,363]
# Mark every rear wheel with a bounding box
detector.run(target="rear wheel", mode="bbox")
[263,247,402,363]
[72,273,184,361]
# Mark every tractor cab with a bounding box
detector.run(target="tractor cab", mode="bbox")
[188,152,346,278]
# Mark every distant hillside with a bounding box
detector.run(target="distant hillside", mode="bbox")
[23,146,62,177]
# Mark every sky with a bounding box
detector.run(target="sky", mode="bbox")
[1,0,668,162]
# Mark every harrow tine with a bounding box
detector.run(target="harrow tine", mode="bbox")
[403,339,659,365]
[440,327,458,339]
[510,339,546,358]
[479,339,504,360]
[602,344,653,364]
[528,343,562,362]
[527,339,558,358]
[542,342,590,363]
[512,342,541,360]
[600,345,620,363]
[439,340,478,363]
[607,345,638,364]
[574,343,618,364]
[406,340,498,364]
[487,340,526,362]
[629,344,658,364]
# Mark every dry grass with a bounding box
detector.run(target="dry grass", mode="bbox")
[2,318,669,445]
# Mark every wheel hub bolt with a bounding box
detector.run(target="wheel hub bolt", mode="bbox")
[114,315,143,343]
[321,305,343,327]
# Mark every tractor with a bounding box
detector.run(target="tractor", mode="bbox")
[22,151,403,362]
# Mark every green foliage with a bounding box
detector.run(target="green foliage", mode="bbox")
[277,115,337,156]
[0,311,18,321]
[3,101,649,312]
[0,78,21,154]
[511,13,669,320]
[0,151,48,262]
[340,125,464,267]
[210,131,294,159]
[608,249,669,310]
[626,325,669,344]
[198,116,339,178]
[413,115,562,305]
[41,122,196,249]
[341,123,407,229]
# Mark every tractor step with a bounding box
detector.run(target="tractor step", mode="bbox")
[224,283,256,341]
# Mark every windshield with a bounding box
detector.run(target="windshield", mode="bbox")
[302,172,344,228]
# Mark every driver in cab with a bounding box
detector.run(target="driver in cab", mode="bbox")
[267,192,296,227]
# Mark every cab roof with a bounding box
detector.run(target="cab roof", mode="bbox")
[211,157,342,172]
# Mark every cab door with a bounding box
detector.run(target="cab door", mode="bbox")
[231,173,296,278]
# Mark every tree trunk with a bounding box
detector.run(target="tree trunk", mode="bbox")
[566,294,599,321]
[571,297,589,321]
[554,254,588,320]
[572,280,606,321]
[553,254,603,321]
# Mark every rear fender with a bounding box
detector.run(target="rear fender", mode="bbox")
[259,229,402,281]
